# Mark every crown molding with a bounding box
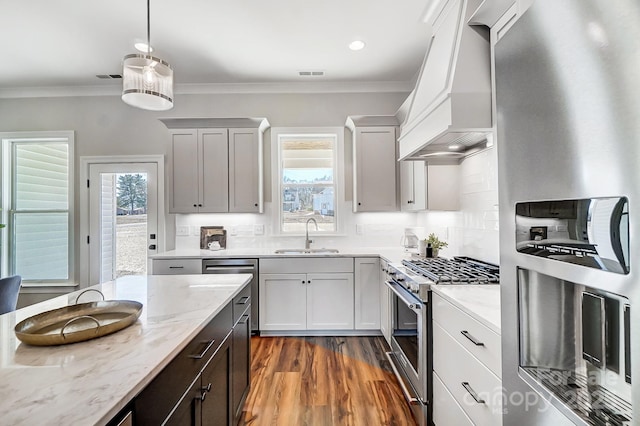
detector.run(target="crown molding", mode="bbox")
[0,80,414,99]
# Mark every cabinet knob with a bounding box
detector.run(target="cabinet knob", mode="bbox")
[198,204,203,207]
[307,280,311,284]
[254,203,258,207]
[302,280,305,284]
[358,202,361,206]
[407,200,413,204]
[193,204,197,207]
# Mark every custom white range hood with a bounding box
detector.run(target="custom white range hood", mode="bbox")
[398,0,492,160]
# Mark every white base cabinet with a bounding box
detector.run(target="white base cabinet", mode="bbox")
[432,292,502,426]
[354,257,380,330]
[379,259,392,345]
[259,272,354,331]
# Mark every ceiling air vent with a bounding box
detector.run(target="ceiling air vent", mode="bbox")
[298,71,324,77]
[96,74,122,79]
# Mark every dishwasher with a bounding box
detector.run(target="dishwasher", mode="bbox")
[202,258,259,334]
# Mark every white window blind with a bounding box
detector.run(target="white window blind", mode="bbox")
[4,135,74,282]
[278,135,337,233]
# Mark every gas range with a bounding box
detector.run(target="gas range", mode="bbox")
[387,256,500,301]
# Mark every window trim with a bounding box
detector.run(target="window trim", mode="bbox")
[270,127,345,236]
[1,131,75,284]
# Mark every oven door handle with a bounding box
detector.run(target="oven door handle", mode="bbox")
[385,281,422,310]
[385,352,421,405]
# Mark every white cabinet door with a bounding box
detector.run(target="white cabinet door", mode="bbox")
[200,129,229,213]
[401,161,459,211]
[170,129,199,213]
[400,161,426,211]
[259,274,307,330]
[353,127,398,212]
[354,258,380,330]
[379,260,392,345]
[229,128,261,213]
[427,163,460,211]
[306,273,354,330]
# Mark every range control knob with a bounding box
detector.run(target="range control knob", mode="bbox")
[395,275,405,282]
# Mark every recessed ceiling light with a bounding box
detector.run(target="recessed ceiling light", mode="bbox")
[349,40,366,51]
[448,145,461,150]
[134,42,153,53]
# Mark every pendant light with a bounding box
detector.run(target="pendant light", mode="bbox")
[122,0,174,111]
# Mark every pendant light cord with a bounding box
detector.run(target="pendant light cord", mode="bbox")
[146,0,151,55]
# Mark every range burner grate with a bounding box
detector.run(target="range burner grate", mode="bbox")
[402,256,500,284]
[522,367,632,426]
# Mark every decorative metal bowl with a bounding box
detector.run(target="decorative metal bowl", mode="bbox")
[14,290,143,346]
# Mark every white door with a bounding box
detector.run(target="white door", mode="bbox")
[88,163,158,284]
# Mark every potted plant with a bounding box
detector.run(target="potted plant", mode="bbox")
[425,233,448,257]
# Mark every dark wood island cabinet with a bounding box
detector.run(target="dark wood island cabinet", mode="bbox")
[134,282,251,426]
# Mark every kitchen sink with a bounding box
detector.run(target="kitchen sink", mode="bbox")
[274,248,340,254]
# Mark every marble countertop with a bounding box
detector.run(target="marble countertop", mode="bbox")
[150,246,413,264]
[431,285,501,334]
[0,273,252,426]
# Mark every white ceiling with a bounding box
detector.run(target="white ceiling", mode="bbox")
[0,0,433,96]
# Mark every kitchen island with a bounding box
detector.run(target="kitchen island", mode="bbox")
[0,273,252,426]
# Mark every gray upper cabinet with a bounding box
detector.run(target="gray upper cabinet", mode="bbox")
[229,128,261,213]
[347,116,399,212]
[401,161,460,211]
[162,118,269,214]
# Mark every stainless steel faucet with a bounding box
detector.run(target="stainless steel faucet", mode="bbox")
[305,218,318,249]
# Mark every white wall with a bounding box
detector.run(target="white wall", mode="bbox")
[0,90,408,289]
[175,204,418,250]
[417,142,500,264]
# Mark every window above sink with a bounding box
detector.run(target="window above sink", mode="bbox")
[271,127,345,237]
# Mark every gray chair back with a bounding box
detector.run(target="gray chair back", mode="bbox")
[0,275,21,315]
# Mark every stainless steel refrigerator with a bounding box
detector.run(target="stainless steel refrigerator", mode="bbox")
[496,0,639,424]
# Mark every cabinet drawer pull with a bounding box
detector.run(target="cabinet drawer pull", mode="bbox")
[202,382,212,393]
[461,330,484,346]
[199,391,207,401]
[189,340,216,359]
[461,382,485,404]
[239,314,250,324]
[236,296,250,305]
[169,266,184,269]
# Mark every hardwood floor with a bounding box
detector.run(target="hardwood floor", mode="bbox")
[239,336,417,426]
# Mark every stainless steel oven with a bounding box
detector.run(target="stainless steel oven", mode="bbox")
[385,257,500,426]
[385,268,431,426]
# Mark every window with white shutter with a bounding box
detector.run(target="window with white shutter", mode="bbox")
[1,132,74,283]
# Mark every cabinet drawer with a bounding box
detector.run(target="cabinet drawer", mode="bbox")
[433,293,501,378]
[152,259,202,275]
[260,257,353,274]
[134,303,232,424]
[433,372,473,426]
[433,322,502,426]
[232,283,251,324]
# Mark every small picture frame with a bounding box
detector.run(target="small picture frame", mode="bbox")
[200,226,227,249]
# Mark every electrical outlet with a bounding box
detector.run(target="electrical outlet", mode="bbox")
[356,224,364,235]
[191,226,200,236]
[229,226,238,236]
[254,224,265,235]
[176,225,189,236]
